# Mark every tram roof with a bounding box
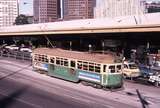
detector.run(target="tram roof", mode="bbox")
[0,13,160,36]
[33,48,120,64]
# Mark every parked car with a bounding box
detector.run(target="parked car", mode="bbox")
[148,73,160,87]
[20,47,32,53]
[122,61,141,79]
[5,44,19,51]
[139,64,154,78]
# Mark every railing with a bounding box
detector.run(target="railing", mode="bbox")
[0,50,32,61]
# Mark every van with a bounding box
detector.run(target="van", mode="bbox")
[123,61,141,79]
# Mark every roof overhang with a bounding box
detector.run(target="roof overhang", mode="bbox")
[0,24,160,36]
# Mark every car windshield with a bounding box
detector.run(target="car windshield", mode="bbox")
[129,64,138,69]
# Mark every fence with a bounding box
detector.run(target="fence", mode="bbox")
[0,50,32,61]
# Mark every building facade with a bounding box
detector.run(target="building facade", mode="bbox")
[0,0,18,27]
[33,0,61,23]
[63,0,96,20]
[94,0,146,18]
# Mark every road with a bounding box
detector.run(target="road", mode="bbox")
[0,57,160,108]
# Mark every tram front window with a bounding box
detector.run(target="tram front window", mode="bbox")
[109,66,115,73]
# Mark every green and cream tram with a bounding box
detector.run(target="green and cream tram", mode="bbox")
[32,48,123,88]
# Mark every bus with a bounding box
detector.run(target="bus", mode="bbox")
[32,48,123,88]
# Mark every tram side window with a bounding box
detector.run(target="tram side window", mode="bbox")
[89,63,94,72]
[34,54,38,61]
[117,65,121,72]
[103,65,106,72]
[109,66,115,73]
[56,58,60,65]
[95,64,101,73]
[38,55,42,61]
[83,62,88,70]
[44,55,49,62]
[64,59,68,66]
[70,61,76,68]
[60,58,63,65]
[38,55,48,63]
[38,55,41,61]
[95,66,100,73]
[77,61,82,69]
[50,57,55,64]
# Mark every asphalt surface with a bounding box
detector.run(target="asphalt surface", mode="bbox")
[0,70,92,108]
[0,57,159,108]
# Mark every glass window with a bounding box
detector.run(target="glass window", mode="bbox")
[117,65,122,72]
[95,66,100,73]
[77,61,82,69]
[83,63,88,70]
[103,65,106,72]
[109,66,115,73]
[56,58,60,65]
[71,61,76,68]
[64,60,68,66]
[89,62,94,72]
[124,64,128,68]
[50,57,55,63]
[117,65,121,70]
[89,65,94,72]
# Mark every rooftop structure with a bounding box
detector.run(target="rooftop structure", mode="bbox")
[63,0,96,20]
[33,0,61,23]
[0,0,18,27]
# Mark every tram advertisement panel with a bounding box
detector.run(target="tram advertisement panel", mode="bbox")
[78,71,101,83]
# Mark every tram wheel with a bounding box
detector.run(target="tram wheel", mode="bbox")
[95,84,102,89]
[92,84,102,89]
[81,81,90,86]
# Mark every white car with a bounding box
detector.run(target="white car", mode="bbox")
[5,45,19,50]
[149,74,160,87]
[20,47,32,53]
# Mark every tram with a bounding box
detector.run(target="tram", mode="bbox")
[32,48,123,88]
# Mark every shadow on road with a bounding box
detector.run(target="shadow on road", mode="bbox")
[0,64,31,81]
[0,86,28,108]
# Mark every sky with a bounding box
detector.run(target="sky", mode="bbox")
[19,0,33,15]
[19,0,160,16]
